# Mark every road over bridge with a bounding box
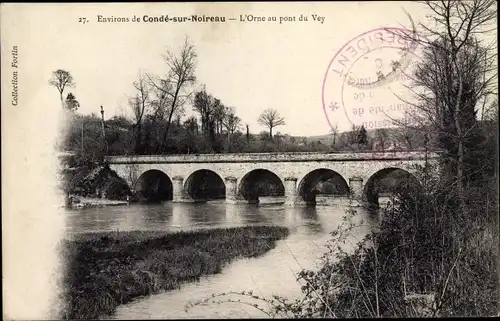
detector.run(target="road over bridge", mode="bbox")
[105,150,441,206]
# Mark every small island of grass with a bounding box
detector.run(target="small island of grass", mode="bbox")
[60,226,289,320]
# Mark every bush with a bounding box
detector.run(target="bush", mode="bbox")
[191,163,498,318]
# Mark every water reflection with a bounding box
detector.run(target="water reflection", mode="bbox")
[65,198,371,236]
[66,200,377,319]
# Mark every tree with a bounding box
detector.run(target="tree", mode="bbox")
[49,69,74,109]
[257,108,285,140]
[64,93,80,112]
[330,123,339,149]
[213,103,227,135]
[183,116,199,134]
[374,128,390,151]
[148,37,197,153]
[394,0,497,210]
[357,125,368,147]
[222,106,241,148]
[129,72,151,154]
[193,90,222,151]
[246,124,250,147]
[346,124,359,146]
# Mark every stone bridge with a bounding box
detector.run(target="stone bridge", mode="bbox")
[105,150,441,206]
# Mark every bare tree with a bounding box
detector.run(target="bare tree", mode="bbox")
[389,0,497,212]
[128,72,151,154]
[49,69,75,109]
[148,37,197,153]
[257,108,285,140]
[222,106,242,147]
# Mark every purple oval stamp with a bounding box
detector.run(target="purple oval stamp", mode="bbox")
[322,27,423,131]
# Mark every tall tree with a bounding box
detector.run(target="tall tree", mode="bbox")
[395,0,497,210]
[148,37,197,153]
[257,108,285,140]
[129,72,151,154]
[213,103,226,135]
[193,90,221,150]
[222,106,241,148]
[49,69,75,109]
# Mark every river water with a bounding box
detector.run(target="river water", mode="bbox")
[65,197,385,319]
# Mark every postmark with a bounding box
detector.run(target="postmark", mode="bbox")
[322,27,423,131]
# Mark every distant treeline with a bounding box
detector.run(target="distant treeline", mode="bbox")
[62,112,445,165]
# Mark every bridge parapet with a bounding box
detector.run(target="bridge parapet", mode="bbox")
[105,150,442,164]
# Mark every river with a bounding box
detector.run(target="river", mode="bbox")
[65,197,386,319]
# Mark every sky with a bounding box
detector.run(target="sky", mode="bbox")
[1,2,452,137]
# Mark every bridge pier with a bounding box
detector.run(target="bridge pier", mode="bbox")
[172,176,184,202]
[349,177,364,206]
[172,176,194,203]
[284,177,299,206]
[225,176,238,204]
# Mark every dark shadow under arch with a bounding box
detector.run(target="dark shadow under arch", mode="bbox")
[364,168,420,207]
[298,168,350,205]
[184,169,226,201]
[238,169,284,203]
[135,169,173,202]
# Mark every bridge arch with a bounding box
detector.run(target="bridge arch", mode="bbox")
[238,168,285,203]
[134,169,173,202]
[363,167,421,206]
[297,169,350,205]
[184,169,226,201]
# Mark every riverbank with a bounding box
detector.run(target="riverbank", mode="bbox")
[60,226,290,320]
[67,196,129,208]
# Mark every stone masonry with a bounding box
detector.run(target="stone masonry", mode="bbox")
[105,151,441,205]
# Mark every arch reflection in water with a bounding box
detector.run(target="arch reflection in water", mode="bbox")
[364,168,421,207]
[135,170,173,202]
[184,170,226,202]
[238,169,285,204]
[224,204,245,227]
[298,169,350,205]
[170,203,193,230]
[296,206,324,235]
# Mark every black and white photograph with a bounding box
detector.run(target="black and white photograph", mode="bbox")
[2,1,499,319]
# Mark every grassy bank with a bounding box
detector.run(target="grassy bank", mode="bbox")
[60,226,289,319]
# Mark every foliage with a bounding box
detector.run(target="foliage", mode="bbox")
[357,125,368,146]
[49,69,75,108]
[65,162,131,200]
[189,161,498,318]
[64,93,80,112]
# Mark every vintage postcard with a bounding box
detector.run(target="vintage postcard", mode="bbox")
[2,1,498,319]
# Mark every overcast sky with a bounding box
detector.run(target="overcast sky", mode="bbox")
[3,2,441,136]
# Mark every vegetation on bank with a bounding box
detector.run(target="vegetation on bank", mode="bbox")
[189,164,498,318]
[187,1,499,318]
[62,164,132,201]
[59,226,289,320]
